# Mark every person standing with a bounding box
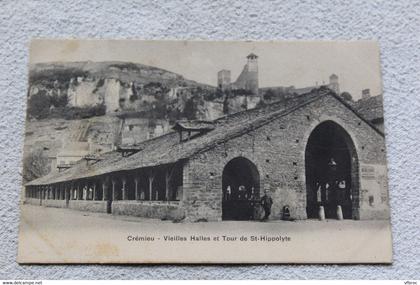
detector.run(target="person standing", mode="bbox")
[260,190,273,221]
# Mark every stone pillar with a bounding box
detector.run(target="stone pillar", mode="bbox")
[165,170,171,201]
[82,184,87,200]
[112,180,117,201]
[93,183,97,200]
[134,178,139,201]
[70,184,74,200]
[148,174,154,201]
[318,206,325,221]
[65,184,70,202]
[102,182,109,201]
[78,184,82,200]
[122,178,127,200]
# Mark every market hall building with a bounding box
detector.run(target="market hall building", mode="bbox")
[24,88,390,222]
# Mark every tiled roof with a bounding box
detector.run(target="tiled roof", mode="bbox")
[26,88,381,186]
[173,120,215,131]
[353,95,384,122]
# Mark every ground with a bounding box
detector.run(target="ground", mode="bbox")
[18,204,392,264]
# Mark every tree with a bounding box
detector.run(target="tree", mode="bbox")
[183,98,197,120]
[263,88,276,101]
[50,92,68,108]
[22,148,51,183]
[340,92,353,102]
[223,92,230,114]
[27,91,51,119]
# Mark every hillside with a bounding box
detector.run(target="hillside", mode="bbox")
[23,61,289,183]
[29,61,212,89]
[27,61,219,121]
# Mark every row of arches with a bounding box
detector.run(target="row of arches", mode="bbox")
[221,120,359,221]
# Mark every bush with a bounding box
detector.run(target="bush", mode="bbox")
[49,104,106,120]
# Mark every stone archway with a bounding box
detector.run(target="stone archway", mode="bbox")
[305,121,359,219]
[222,157,260,220]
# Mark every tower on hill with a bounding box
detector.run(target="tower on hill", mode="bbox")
[216,53,259,95]
[329,73,340,95]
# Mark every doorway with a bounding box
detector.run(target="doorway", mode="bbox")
[305,121,359,219]
[222,157,260,220]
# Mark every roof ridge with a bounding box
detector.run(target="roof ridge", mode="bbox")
[184,93,326,158]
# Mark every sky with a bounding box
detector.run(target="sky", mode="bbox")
[30,40,383,100]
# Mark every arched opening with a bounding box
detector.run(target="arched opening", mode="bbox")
[222,157,260,220]
[305,121,359,219]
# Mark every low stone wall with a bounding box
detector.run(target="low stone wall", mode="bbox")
[43,199,67,208]
[68,200,107,213]
[112,201,185,220]
[359,208,390,220]
[24,198,41,206]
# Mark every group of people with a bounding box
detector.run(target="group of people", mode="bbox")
[224,185,273,221]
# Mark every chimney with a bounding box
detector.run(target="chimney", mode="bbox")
[362,89,371,99]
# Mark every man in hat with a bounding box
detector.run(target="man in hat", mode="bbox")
[260,189,273,221]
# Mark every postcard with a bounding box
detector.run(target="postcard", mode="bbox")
[18,40,392,263]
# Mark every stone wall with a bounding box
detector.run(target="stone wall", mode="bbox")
[24,197,41,206]
[68,200,108,213]
[182,94,389,221]
[43,199,67,208]
[112,201,185,220]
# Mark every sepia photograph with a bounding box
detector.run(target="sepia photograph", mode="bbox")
[18,40,392,264]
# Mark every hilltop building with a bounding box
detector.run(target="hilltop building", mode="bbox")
[25,88,389,222]
[329,74,340,95]
[217,53,259,95]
